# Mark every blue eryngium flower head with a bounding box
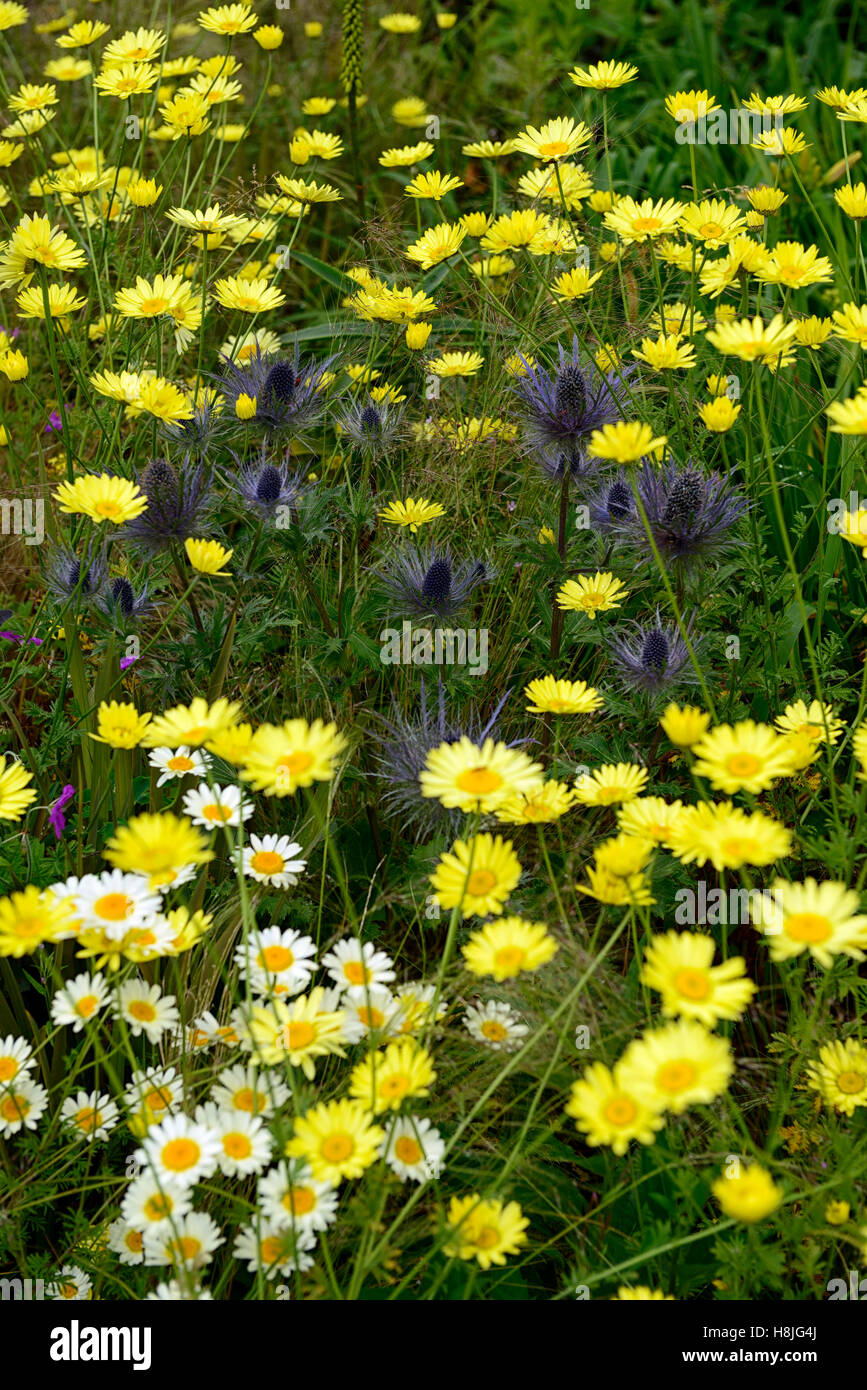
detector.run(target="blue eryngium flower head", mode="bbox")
[376,547,491,618]
[95,575,152,624]
[44,542,106,604]
[123,455,213,553]
[225,445,307,517]
[607,609,700,697]
[514,335,633,481]
[588,474,637,533]
[338,394,406,456]
[368,681,515,836]
[627,458,748,566]
[216,345,338,435]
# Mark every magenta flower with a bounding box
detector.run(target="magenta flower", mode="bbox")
[48,784,75,839]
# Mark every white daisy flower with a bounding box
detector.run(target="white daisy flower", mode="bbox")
[235,925,317,995]
[106,1218,146,1265]
[135,1113,221,1189]
[148,745,210,786]
[0,1033,35,1082]
[321,938,396,996]
[182,782,254,829]
[186,1010,242,1051]
[121,1173,193,1232]
[47,1265,92,1301]
[50,972,110,1032]
[210,1063,290,1118]
[257,1162,339,1233]
[143,1212,224,1269]
[58,870,162,940]
[388,981,447,1037]
[341,985,399,1039]
[0,1075,48,1136]
[116,980,180,1043]
[232,1221,317,1278]
[317,985,367,1044]
[241,833,307,887]
[123,1066,184,1124]
[60,1089,120,1143]
[463,999,529,1051]
[212,1108,274,1176]
[381,1116,446,1183]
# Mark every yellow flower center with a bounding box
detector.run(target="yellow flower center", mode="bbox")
[146,1086,173,1112]
[321,1133,354,1162]
[144,1193,173,1221]
[166,755,194,771]
[234,1087,264,1113]
[656,1059,696,1093]
[0,1094,27,1122]
[171,1236,201,1262]
[343,960,370,986]
[223,1132,253,1159]
[725,752,762,777]
[357,1006,385,1029]
[466,869,497,896]
[699,222,723,239]
[0,1058,19,1081]
[278,751,314,778]
[284,1021,316,1050]
[251,850,285,876]
[604,1096,637,1126]
[538,140,570,158]
[126,1230,144,1252]
[481,1020,508,1041]
[455,766,503,796]
[283,1187,315,1215]
[394,1136,423,1164]
[11,915,45,938]
[139,295,169,315]
[160,1137,201,1172]
[380,1072,410,1098]
[75,1106,100,1131]
[493,945,525,973]
[260,1235,287,1265]
[785,912,832,943]
[128,1000,157,1022]
[93,892,132,922]
[201,801,230,822]
[75,994,98,1018]
[673,968,711,1000]
[632,216,662,233]
[260,944,294,972]
[836,1070,865,1094]
[474,1224,501,1250]
[95,500,122,518]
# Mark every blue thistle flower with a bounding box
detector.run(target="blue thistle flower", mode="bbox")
[607,610,700,697]
[376,548,490,618]
[95,575,152,624]
[514,335,633,482]
[367,681,516,835]
[626,458,748,566]
[588,473,637,534]
[215,346,338,436]
[44,542,106,604]
[123,456,213,553]
[338,394,406,456]
[225,446,307,518]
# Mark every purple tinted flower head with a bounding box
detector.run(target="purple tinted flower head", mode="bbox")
[95,575,152,624]
[588,473,637,535]
[376,547,491,619]
[44,542,107,604]
[514,336,633,483]
[225,444,306,517]
[338,394,406,456]
[123,455,213,553]
[215,345,337,436]
[607,609,701,699]
[368,680,516,836]
[626,458,748,566]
